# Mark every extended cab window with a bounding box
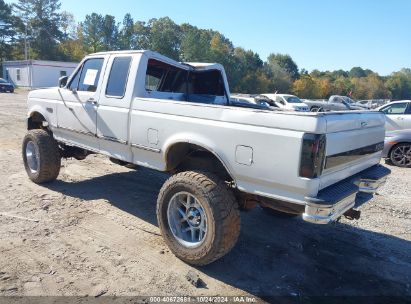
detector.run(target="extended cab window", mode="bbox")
[106,56,132,97]
[72,58,104,92]
[381,103,407,115]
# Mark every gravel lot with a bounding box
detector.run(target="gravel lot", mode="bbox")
[0,91,410,301]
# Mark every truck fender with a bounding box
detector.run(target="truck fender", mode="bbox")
[162,133,236,183]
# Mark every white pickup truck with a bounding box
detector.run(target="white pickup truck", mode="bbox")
[23,50,390,265]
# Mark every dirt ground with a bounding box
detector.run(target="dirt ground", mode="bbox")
[0,90,410,301]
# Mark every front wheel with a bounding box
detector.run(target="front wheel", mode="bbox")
[22,130,61,183]
[390,143,411,167]
[157,171,240,266]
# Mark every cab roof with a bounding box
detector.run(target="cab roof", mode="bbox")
[88,50,223,71]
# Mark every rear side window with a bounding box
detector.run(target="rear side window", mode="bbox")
[106,57,132,97]
[381,103,407,115]
[406,103,411,114]
[77,58,104,92]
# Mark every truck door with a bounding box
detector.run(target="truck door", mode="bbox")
[96,55,136,162]
[57,56,108,150]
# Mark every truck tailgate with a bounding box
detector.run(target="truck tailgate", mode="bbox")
[319,111,386,190]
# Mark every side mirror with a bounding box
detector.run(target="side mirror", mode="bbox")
[59,76,68,88]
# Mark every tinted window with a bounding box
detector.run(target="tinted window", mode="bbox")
[406,103,411,114]
[78,58,104,92]
[106,57,132,97]
[381,103,407,115]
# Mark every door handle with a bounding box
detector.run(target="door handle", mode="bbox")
[87,98,97,105]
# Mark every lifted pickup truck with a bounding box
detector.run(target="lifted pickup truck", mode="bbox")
[23,50,390,265]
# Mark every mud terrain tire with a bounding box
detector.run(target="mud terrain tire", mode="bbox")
[22,130,61,184]
[157,171,240,265]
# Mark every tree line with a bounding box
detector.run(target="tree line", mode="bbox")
[1,0,410,100]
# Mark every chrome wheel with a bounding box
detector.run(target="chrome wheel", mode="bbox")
[167,192,207,248]
[26,141,39,173]
[391,144,411,167]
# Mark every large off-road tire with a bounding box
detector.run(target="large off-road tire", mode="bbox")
[157,171,240,266]
[22,130,61,184]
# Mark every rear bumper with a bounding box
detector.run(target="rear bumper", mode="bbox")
[303,165,390,224]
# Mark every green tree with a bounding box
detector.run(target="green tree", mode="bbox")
[0,0,16,63]
[119,13,135,50]
[58,24,86,61]
[264,60,292,93]
[81,13,104,53]
[385,69,411,100]
[147,17,181,60]
[14,0,64,60]
[180,24,212,61]
[349,67,366,78]
[267,53,299,80]
[230,47,265,93]
[101,15,118,51]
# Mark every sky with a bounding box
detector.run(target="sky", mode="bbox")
[8,0,411,75]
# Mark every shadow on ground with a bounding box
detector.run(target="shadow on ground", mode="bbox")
[45,168,411,298]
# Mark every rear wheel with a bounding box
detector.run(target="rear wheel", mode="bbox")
[157,171,240,265]
[390,143,411,168]
[22,130,61,183]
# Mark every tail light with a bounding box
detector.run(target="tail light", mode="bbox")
[299,133,326,178]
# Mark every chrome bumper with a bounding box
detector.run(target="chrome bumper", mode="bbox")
[357,176,388,193]
[303,165,390,225]
[303,193,356,224]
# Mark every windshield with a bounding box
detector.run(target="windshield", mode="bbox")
[284,96,302,103]
[0,79,7,84]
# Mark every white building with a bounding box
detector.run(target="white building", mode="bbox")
[2,60,78,89]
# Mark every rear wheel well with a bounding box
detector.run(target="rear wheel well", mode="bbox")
[166,143,233,181]
[28,112,48,130]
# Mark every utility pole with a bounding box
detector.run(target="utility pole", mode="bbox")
[24,22,28,61]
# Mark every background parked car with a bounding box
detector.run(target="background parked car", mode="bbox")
[304,95,367,112]
[377,100,411,131]
[0,78,14,93]
[382,129,411,167]
[259,94,309,112]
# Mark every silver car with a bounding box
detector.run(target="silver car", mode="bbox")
[378,100,411,131]
[382,129,411,167]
